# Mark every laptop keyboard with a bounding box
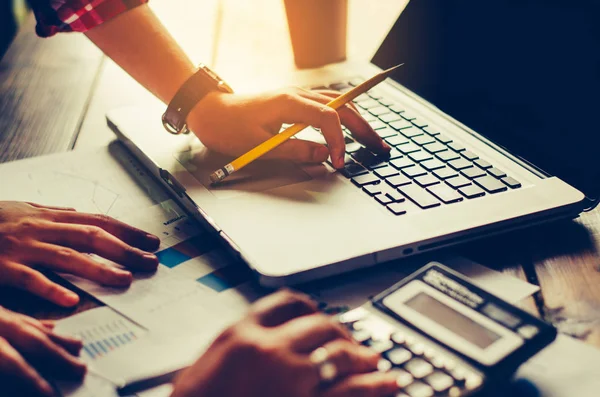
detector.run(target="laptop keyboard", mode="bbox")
[312,79,522,216]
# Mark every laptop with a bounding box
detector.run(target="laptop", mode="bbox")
[107,0,598,286]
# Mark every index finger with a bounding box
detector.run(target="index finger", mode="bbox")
[250,289,318,327]
[269,94,346,169]
[299,89,390,154]
[51,212,160,252]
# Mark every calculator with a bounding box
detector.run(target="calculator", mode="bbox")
[338,262,556,397]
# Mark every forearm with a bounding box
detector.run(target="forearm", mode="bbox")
[85,4,195,104]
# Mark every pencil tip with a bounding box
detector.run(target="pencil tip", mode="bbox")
[382,63,404,76]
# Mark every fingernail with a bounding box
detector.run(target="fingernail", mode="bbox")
[382,142,391,150]
[335,154,345,169]
[39,379,54,396]
[64,291,80,306]
[114,268,132,277]
[143,253,158,261]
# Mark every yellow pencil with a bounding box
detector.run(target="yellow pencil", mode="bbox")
[209,64,404,184]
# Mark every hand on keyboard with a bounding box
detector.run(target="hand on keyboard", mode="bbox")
[171,290,400,397]
[187,87,390,170]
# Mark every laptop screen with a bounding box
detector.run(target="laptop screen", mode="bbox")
[372,0,600,202]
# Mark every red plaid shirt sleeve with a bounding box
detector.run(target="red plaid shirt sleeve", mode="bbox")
[31,0,148,37]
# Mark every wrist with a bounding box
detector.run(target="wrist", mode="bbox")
[162,65,233,135]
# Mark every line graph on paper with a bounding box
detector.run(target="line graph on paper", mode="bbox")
[1,143,171,220]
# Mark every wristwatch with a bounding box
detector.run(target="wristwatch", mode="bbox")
[162,64,234,135]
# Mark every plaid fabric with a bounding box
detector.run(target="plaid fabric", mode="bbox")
[31,0,148,37]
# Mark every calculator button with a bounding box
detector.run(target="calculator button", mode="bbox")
[338,308,368,324]
[368,339,395,354]
[352,329,371,344]
[449,367,467,384]
[386,347,413,366]
[407,342,426,356]
[465,373,483,390]
[405,359,434,379]
[425,371,454,392]
[517,324,539,339]
[405,381,434,397]
[391,333,407,345]
[394,369,415,388]
[430,357,445,369]
[377,359,393,372]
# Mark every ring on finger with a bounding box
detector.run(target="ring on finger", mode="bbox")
[310,346,338,383]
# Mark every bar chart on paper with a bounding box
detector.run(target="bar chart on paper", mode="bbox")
[155,233,253,293]
[56,307,148,362]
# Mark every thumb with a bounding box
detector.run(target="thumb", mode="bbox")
[265,139,330,164]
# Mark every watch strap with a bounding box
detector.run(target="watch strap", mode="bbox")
[163,65,233,135]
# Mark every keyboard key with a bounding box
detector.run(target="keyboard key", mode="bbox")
[362,113,378,123]
[375,166,400,179]
[394,370,415,389]
[461,167,486,179]
[386,135,411,146]
[386,174,412,187]
[446,175,472,189]
[436,150,461,162]
[402,165,427,178]
[399,185,441,209]
[401,112,417,121]
[375,194,393,205]
[368,90,384,99]
[387,104,403,113]
[369,106,391,116]
[502,176,522,188]
[379,113,403,124]
[390,119,413,130]
[352,148,388,169]
[390,157,415,170]
[368,339,395,354]
[488,167,507,178]
[432,167,458,179]
[436,133,453,144]
[422,142,447,154]
[398,143,421,154]
[376,127,397,138]
[475,175,508,193]
[405,359,434,379]
[369,120,387,130]
[474,159,493,169]
[344,135,354,144]
[387,203,408,216]
[386,348,412,366]
[405,382,434,397]
[421,126,441,136]
[421,159,445,171]
[340,162,368,178]
[388,148,403,159]
[425,372,454,393]
[461,150,479,161]
[381,185,406,202]
[363,184,382,196]
[448,142,465,152]
[329,82,352,91]
[459,185,486,199]
[408,151,433,163]
[357,99,380,109]
[352,329,371,343]
[448,158,473,170]
[412,135,436,146]
[378,97,395,106]
[427,183,464,204]
[414,174,440,187]
[410,118,428,128]
[352,173,380,186]
[346,142,362,153]
[399,128,424,138]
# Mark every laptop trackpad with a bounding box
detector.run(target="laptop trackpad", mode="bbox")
[174,143,312,200]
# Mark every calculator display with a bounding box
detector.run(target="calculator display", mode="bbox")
[405,292,501,349]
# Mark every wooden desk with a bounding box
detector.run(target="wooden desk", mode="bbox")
[0,0,599,350]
